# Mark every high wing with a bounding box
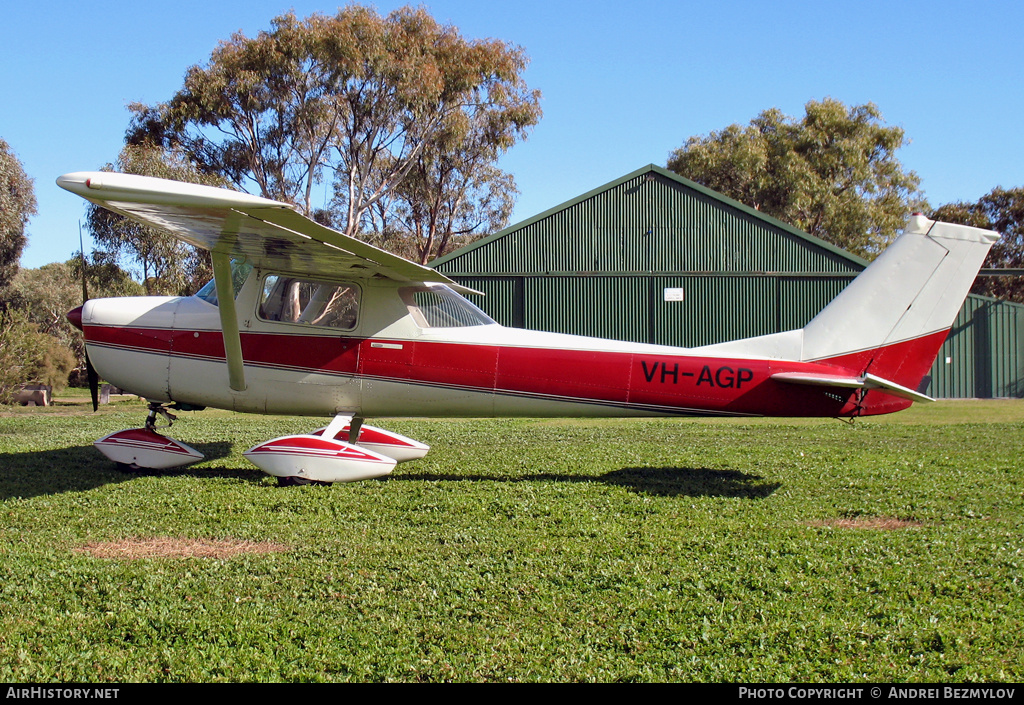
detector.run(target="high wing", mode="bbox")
[56,171,467,290]
[58,170,476,393]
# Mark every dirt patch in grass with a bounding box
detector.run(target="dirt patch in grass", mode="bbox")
[76,537,289,559]
[811,517,924,530]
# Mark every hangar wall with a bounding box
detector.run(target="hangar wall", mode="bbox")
[432,165,1024,399]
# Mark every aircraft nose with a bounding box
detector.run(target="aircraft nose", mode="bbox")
[67,305,84,331]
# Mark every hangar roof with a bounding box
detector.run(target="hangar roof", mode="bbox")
[431,164,869,276]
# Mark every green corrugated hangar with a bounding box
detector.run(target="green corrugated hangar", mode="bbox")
[431,164,1024,399]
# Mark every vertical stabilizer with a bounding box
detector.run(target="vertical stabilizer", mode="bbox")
[801,215,998,386]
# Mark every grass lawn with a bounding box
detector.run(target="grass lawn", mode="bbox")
[0,397,1021,681]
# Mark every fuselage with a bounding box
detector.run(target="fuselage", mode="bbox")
[74,270,911,420]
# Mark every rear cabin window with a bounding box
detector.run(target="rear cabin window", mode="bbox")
[401,285,495,328]
[258,275,360,330]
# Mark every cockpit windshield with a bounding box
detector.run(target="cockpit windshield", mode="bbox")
[400,285,496,328]
[195,260,253,306]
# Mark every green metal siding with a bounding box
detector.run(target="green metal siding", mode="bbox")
[927,297,1024,398]
[455,277,519,327]
[776,277,855,331]
[648,276,778,347]
[523,277,648,342]
[991,302,1024,397]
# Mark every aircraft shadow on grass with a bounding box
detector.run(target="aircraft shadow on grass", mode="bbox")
[603,466,781,498]
[392,466,782,499]
[0,443,779,501]
[0,441,255,501]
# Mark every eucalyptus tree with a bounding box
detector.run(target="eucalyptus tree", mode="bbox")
[0,137,36,291]
[667,99,925,258]
[367,109,522,263]
[138,5,541,253]
[389,160,516,264]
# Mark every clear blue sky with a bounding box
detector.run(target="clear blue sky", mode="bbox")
[3,0,1022,270]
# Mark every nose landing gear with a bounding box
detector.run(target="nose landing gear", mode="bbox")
[145,402,178,432]
[93,402,205,470]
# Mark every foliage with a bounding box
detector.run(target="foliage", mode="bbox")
[0,404,1021,680]
[0,310,40,402]
[5,258,142,377]
[7,263,82,353]
[86,144,222,296]
[0,137,37,290]
[930,187,1024,302]
[69,250,147,300]
[28,338,77,391]
[133,5,540,257]
[667,99,926,259]
[0,309,75,401]
[366,159,515,264]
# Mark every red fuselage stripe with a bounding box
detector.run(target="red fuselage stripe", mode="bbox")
[84,326,942,417]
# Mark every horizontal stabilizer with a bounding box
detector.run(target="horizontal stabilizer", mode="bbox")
[771,371,935,404]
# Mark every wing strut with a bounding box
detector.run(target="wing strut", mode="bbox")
[211,252,246,392]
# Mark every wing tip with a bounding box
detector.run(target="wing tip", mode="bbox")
[57,171,291,211]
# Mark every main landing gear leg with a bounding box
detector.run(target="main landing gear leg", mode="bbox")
[348,416,364,444]
[317,414,365,443]
[319,413,353,441]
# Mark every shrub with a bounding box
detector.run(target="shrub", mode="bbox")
[0,309,76,402]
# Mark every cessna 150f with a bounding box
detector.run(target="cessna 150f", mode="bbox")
[58,171,999,485]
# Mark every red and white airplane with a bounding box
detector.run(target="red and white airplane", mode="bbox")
[59,171,999,485]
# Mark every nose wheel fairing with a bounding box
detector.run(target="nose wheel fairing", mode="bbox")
[94,428,205,470]
[93,402,205,470]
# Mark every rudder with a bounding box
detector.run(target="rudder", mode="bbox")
[803,214,999,388]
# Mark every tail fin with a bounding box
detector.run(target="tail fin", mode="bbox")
[801,214,998,388]
[694,215,999,396]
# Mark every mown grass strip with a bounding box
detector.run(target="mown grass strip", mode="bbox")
[0,399,1020,681]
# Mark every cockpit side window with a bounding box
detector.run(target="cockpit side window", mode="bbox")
[195,260,253,306]
[257,275,360,330]
[400,285,495,328]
